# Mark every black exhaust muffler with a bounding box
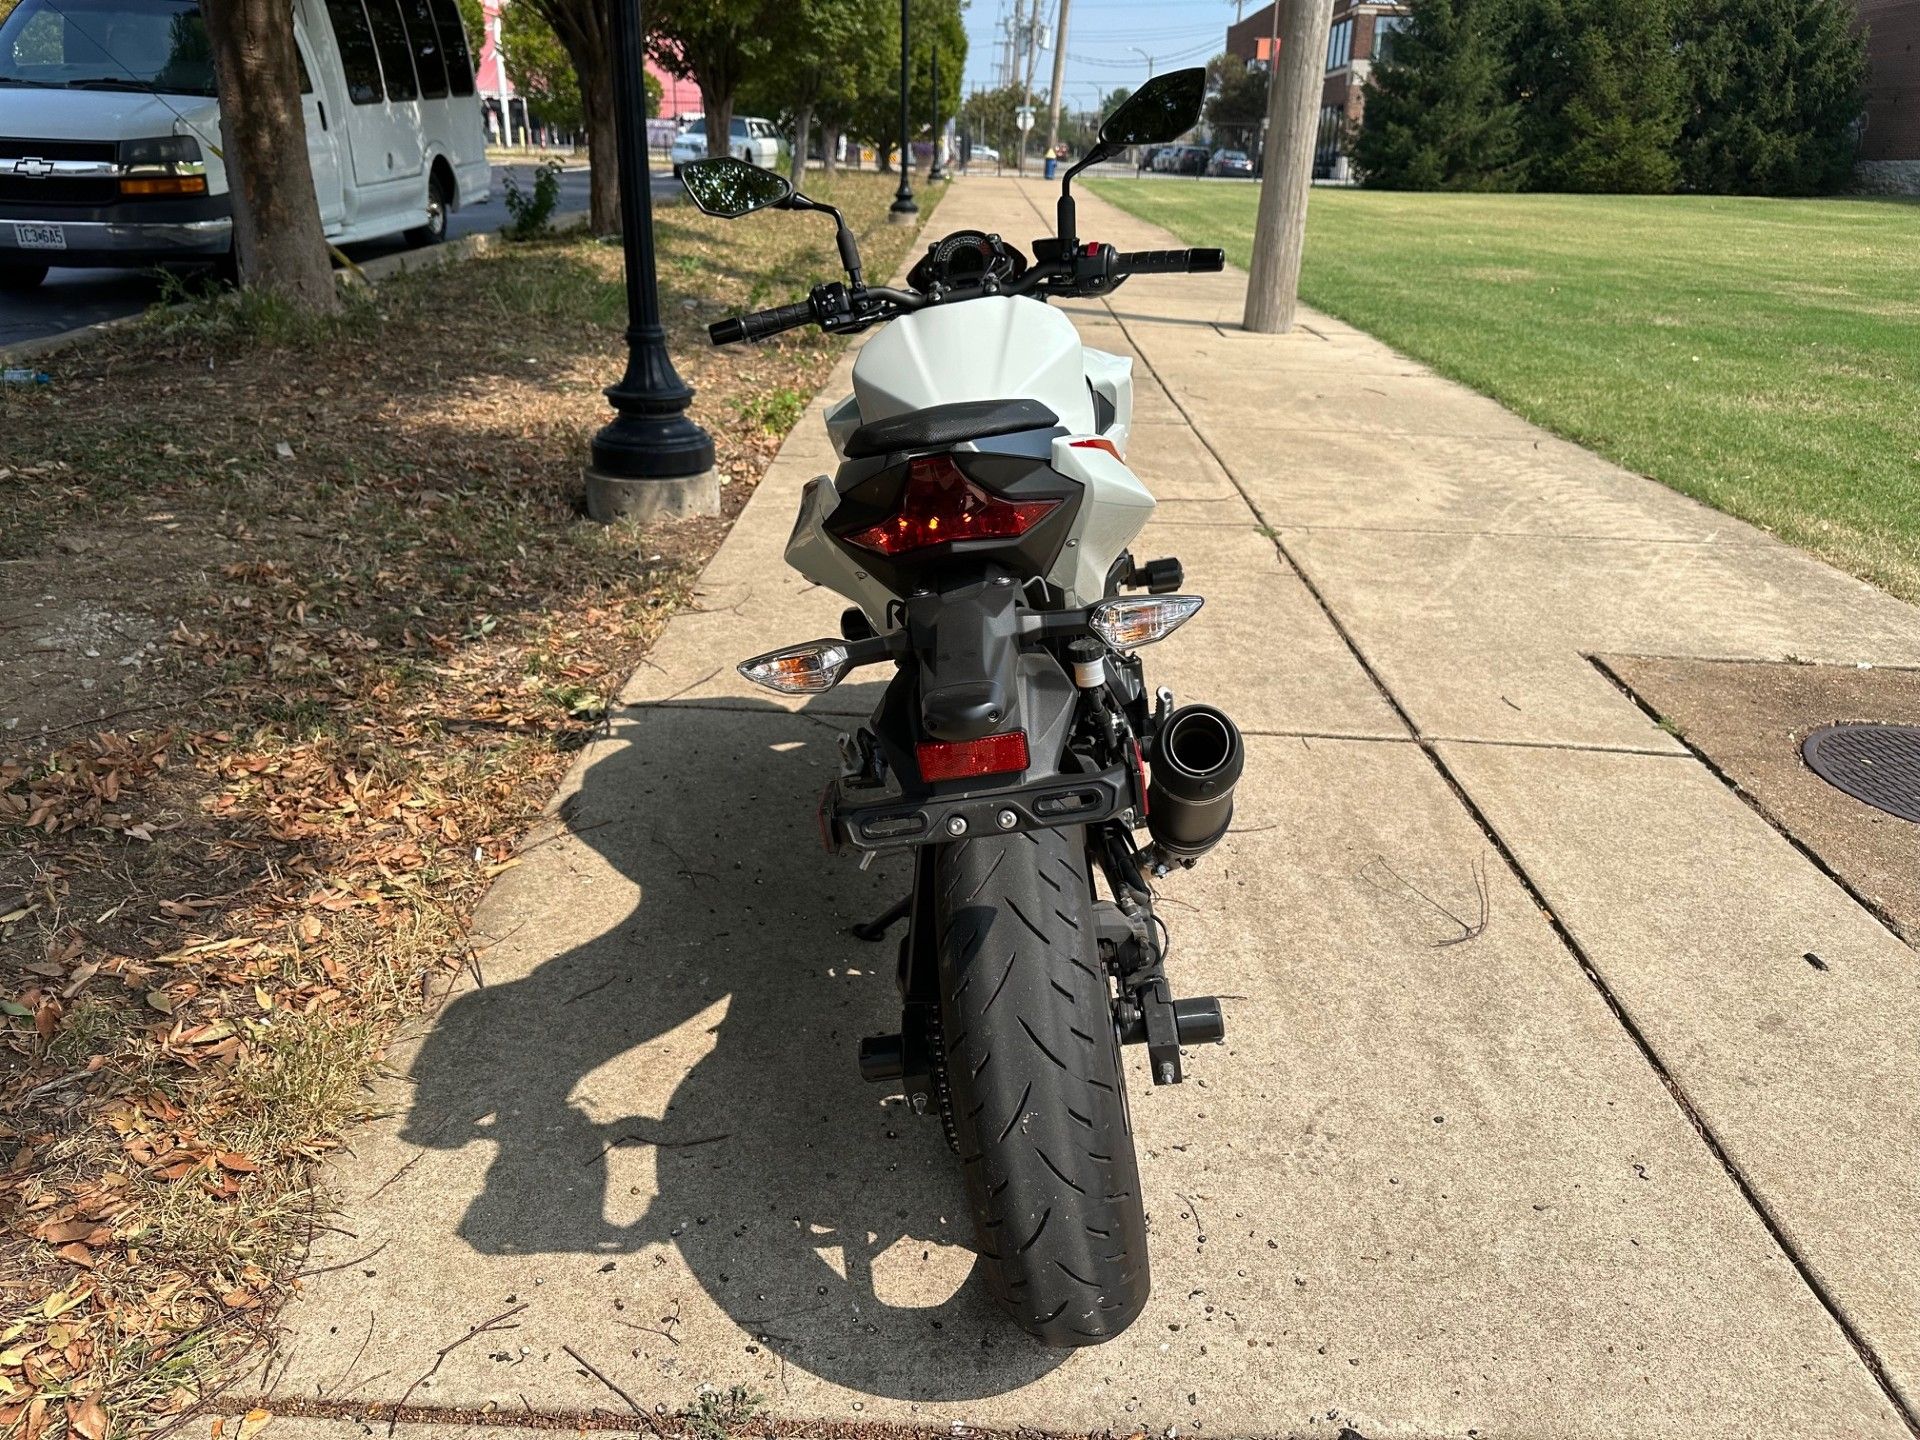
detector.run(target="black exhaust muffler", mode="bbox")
[1146,704,1244,867]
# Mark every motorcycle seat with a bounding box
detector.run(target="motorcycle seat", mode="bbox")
[844,397,1060,460]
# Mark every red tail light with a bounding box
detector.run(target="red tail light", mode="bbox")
[846,455,1059,557]
[916,730,1031,783]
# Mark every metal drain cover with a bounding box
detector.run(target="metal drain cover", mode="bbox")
[1802,723,1920,823]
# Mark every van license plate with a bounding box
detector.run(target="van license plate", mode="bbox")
[14,223,66,250]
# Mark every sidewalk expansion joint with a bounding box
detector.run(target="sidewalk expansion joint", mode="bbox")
[1100,295,1920,1437]
[1274,523,1777,548]
[1588,653,1914,947]
[1426,735,1692,759]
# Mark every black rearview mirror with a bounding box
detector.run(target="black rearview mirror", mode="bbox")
[1098,68,1207,148]
[680,156,793,218]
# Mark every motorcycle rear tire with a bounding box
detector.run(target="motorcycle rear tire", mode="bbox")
[935,826,1150,1345]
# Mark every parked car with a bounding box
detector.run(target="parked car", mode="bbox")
[670,115,780,175]
[1137,145,1162,171]
[0,0,489,289]
[1206,148,1254,178]
[1154,143,1208,175]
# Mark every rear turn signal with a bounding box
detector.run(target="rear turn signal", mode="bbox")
[1089,594,1204,649]
[847,455,1058,557]
[916,730,1030,783]
[738,639,851,694]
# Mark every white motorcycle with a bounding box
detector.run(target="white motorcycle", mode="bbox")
[679,69,1241,1347]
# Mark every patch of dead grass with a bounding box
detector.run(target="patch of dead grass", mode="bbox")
[1,171,923,1440]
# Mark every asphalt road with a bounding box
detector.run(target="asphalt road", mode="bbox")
[0,163,665,352]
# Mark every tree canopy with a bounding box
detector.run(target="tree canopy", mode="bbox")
[1674,0,1867,194]
[1352,0,1524,189]
[1352,0,1867,195]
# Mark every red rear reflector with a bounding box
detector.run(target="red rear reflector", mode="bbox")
[916,730,1031,783]
[846,454,1059,556]
[1071,437,1122,460]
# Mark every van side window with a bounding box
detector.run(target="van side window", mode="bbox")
[425,0,473,96]
[362,0,419,101]
[400,0,446,97]
[323,0,383,104]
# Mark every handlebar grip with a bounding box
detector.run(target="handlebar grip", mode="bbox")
[1113,248,1226,275]
[709,298,816,346]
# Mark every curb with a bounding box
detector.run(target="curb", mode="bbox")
[0,208,590,368]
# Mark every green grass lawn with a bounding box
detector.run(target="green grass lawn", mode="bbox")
[1087,181,1920,602]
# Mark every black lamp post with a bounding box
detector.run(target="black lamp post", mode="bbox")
[585,0,717,522]
[888,0,917,223]
[927,44,947,183]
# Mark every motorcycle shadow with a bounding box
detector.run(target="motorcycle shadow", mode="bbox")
[399,691,1067,1400]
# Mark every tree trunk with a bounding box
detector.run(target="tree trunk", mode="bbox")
[198,0,336,308]
[1243,0,1336,333]
[789,102,812,189]
[581,55,621,234]
[879,140,895,173]
[822,122,841,174]
[540,6,619,235]
[699,83,735,159]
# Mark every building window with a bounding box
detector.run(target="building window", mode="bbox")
[1372,15,1407,64]
[1314,102,1344,175]
[1326,17,1352,72]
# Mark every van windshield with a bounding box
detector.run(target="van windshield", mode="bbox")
[0,0,217,97]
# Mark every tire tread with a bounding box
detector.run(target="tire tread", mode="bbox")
[936,825,1149,1345]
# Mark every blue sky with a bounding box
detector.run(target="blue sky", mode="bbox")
[959,0,1244,117]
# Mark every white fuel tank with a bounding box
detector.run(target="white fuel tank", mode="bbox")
[851,295,1098,433]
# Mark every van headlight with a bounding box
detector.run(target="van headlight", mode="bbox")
[118,136,208,196]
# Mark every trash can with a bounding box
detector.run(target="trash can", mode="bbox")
[1044,156,1057,180]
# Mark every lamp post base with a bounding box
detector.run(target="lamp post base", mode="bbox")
[584,464,720,524]
[887,207,918,225]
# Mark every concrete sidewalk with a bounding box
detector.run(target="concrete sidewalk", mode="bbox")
[261,179,1920,1440]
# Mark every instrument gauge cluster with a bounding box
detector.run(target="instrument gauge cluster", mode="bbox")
[908,230,1029,292]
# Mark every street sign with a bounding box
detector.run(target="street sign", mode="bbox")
[1016,106,1035,132]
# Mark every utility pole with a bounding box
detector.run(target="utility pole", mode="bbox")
[1009,0,1027,96]
[1019,2,1044,172]
[584,0,714,521]
[1243,0,1334,333]
[1043,0,1070,159]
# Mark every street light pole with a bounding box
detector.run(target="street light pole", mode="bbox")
[889,0,918,223]
[928,42,948,182]
[584,0,716,522]
[1129,44,1153,77]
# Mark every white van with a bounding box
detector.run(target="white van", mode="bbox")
[668,115,781,176]
[0,0,488,289]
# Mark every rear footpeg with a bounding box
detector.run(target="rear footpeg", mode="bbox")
[859,1032,905,1082]
[1118,995,1225,1048]
[1116,986,1225,1085]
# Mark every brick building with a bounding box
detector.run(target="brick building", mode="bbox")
[1225,0,1410,180]
[1856,0,1919,192]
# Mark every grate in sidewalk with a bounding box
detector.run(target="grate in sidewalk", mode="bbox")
[1801,723,1920,824]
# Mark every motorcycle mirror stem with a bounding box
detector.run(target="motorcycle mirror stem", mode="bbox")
[1055,139,1117,252]
[786,191,867,290]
